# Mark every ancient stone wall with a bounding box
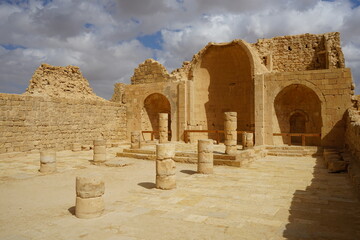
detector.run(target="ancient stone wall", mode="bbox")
[131,59,175,85]
[0,93,126,153]
[252,32,344,72]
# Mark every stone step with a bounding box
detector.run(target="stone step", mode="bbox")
[116,151,244,167]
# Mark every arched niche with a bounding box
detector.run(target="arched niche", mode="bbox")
[142,93,171,141]
[274,84,322,146]
[192,42,256,141]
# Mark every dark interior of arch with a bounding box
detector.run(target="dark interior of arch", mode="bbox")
[274,84,322,146]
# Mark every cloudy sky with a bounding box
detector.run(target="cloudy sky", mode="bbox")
[0,0,359,99]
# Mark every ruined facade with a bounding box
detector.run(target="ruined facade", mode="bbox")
[0,32,358,154]
[119,32,356,148]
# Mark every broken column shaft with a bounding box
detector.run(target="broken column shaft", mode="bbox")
[156,143,176,190]
[198,139,213,174]
[75,174,105,219]
[93,139,106,163]
[159,113,168,143]
[131,131,141,149]
[224,112,237,155]
[39,150,57,173]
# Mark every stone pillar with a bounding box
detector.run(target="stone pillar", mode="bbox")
[159,113,168,143]
[75,174,105,219]
[72,143,81,152]
[198,139,213,174]
[156,143,176,190]
[242,132,254,150]
[224,112,237,155]
[93,140,106,163]
[39,150,56,173]
[131,131,141,149]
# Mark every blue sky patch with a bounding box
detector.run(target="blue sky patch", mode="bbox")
[1,44,26,50]
[84,23,94,29]
[137,31,164,50]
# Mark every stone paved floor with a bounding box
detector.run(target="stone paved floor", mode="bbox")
[0,147,359,240]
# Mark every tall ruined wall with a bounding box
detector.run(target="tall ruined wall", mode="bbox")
[131,59,175,85]
[252,32,344,72]
[0,93,126,153]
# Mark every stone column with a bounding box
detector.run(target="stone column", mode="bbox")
[93,140,106,163]
[224,112,237,155]
[159,113,168,143]
[75,174,105,219]
[198,139,213,174]
[39,150,56,173]
[156,143,176,190]
[242,132,254,150]
[245,132,254,149]
[131,131,141,149]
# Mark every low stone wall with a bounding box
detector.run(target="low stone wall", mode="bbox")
[345,108,360,197]
[0,93,126,153]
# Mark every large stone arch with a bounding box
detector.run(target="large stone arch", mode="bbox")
[189,40,267,141]
[141,93,171,141]
[273,84,323,145]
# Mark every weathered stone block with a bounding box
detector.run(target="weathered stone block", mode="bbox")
[75,196,104,219]
[156,159,176,176]
[156,143,175,160]
[156,175,176,190]
[76,174,105,199]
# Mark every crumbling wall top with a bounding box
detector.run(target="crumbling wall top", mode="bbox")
[131,59,174,85]
[252,32,345,72]
[24,63,103,100]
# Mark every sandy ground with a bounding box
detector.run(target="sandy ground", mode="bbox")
[0,146,359,240]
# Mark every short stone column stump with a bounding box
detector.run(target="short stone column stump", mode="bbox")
[93,140,106,163]
[75,174,105,219]
[198,139,214,174]
[39,150,56,173]
[156,143,176,190]
[242,132,254,149]
[131,131,141,149]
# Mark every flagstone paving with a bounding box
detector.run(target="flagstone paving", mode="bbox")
[0,147,359,240]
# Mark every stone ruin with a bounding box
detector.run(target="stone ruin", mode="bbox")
[1,31,360,195]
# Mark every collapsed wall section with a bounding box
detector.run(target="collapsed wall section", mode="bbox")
[252,32,345,72]
[25,63,102,100]
[131,59,175,85]
[0,93,126,153]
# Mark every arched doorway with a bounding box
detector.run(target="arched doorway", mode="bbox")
[142,93,171,141]
[274,84,322,146]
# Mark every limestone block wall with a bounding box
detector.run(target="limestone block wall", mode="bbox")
[0,93,126,153]
[131,59,175,85]
[260,68,353,147]
[252,32,344,72]
[124,82,179,141]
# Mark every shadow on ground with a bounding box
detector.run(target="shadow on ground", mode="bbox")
[180,170,197,175]
[283,156,360,239]
[138,182,156,189]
